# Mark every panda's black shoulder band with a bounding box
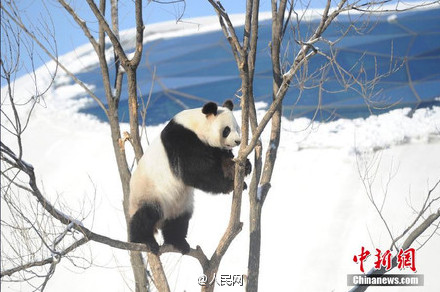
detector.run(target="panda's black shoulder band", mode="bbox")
[202,102,218,116]
[222,99,234,111]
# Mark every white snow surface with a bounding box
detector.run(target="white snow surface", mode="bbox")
[2,7,440,292]
[2,86,440,292]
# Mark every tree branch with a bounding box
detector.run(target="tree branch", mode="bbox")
[1,237,88,278]
[0,3,108,117]
[349,208,440,292]
[0,143,210,280]
[207,0,244,65]
[84,0,129,66]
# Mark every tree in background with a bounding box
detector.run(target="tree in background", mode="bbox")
[1,1,439,292]
[205,1,439,291]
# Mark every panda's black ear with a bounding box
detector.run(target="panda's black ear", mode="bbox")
[222,99,234,111]
[202,102,218,116]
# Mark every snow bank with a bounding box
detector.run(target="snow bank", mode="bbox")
[2,83,439,291]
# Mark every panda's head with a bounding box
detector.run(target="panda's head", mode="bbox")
[174,100,241,150]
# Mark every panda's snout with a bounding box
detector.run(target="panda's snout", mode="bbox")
[235,139,241,146]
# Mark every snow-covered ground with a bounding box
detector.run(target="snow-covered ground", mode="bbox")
[2,73,439,291]
[2,7,440,292]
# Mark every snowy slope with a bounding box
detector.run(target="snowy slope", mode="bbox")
[2,88,439,292]
[2,7,440,292]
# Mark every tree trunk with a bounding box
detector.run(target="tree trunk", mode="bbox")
[126,57,144,161]
[107,99,149,292]
[247,202,262,292]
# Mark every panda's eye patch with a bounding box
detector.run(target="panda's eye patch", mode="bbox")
[222,126,231,138]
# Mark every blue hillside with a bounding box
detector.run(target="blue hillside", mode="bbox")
[77,8,440,124]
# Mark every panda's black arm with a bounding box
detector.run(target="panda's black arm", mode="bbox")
[161,121,235,194]
[179,148,251,194]
[174,145,234,193]
[188,154,252,193]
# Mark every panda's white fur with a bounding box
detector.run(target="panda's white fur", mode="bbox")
[173,106,241,150]
[128,100,247,254]
[129,140,193,220]
[129,104,239,220]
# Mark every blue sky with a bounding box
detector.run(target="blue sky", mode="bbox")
[5,1,264,77]
[4,0,329,78]
[3,0,423,79]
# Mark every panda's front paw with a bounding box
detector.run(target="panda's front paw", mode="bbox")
[245,159,252,176]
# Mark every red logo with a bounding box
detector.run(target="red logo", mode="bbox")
[353,246,371,273]
[353,247,416,273]
[397,248,416,272]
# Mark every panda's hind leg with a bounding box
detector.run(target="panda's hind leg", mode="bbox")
[162,212,192,254]
[129,202,162,254]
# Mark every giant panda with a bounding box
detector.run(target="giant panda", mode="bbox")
[129,100,251,254]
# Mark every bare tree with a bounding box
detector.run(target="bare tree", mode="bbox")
[2,1,201,291]
[0,0,151,290]
[205,0,439,291]
[0,6,90,290]
[350,151,440,292]
[2,0,439,292]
